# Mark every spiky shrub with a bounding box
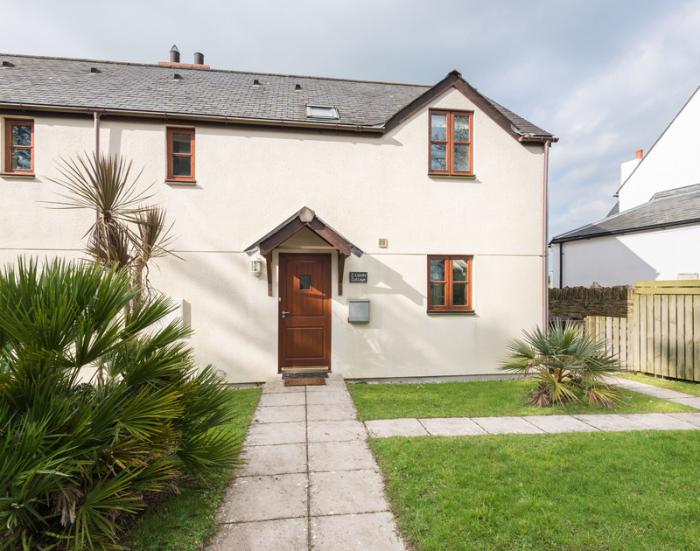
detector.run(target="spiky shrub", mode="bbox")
[0,259,241,549]
[501,323,620,407]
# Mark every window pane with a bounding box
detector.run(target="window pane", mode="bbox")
[452,259,468,282]
[172,133,191,154]
[172,155,191,176]
[453,283,467,305]
[12,125,32,146]
[431,144,446,171]
[454,115,470,142]
[429,259,445,281]
[430,283,445,306]
[454,144,469,172]
[299,274,311,290]
[11,148,32,170]
[430,114,447,141]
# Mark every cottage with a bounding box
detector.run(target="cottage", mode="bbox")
[0,48,555,382]
[551,86,700,287]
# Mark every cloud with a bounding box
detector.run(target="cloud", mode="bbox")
[544,0,700,236]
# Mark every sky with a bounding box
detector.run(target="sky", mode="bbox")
[2,0,699,237]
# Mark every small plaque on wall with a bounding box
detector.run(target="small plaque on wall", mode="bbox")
[349,272,368,283]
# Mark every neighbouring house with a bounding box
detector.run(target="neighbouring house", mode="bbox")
[0,47,555,383]
[551,86,700,288]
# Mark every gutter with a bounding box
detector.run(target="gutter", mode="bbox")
[0,101,385,134]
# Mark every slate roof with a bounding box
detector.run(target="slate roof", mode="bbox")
[551,183,700,243]
[0,53,553,137]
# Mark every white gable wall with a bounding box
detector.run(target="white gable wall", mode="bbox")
[551,223,700,287]
[618,88,700,212]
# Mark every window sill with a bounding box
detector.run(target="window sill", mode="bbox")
[1,172,36,179]
[427,310,476,316]
[428,172,477,179]
[165,179,197,185]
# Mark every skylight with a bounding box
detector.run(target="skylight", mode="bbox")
[306,105,339,120]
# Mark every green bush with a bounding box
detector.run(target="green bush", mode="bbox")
[501,323,620,407]
[0,259,241,549]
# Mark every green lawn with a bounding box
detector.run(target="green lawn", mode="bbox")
[126,387,261,551]
[348,379,694,420]
[619,371,700,397]
[371,431,700,550]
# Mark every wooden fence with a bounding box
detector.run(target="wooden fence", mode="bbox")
[583,280,700,382]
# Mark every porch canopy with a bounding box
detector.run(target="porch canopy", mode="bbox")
[245,206,363,296]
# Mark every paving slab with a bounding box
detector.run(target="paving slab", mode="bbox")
[260,392,307,407]
[308,440,377,472]
[621,413,699,430]
[473,416,543,434]
[306,380,347,392]
[573,414,650,431]
[365,418,429,438]
[208,517,307,551]
[669,412,700,426]
[216,473,307,523]
[669,396,700,408]
[307,403,357,421]
[255,405,306,424]
[262,380,306,394]
[310,512,405,551]
[308,420,366,442]
[523,415,599,433]
[247,421,307,446]
[310,469,388,516]
[238,443,307,476]
[419,417,486,436]
[306,391,354,406]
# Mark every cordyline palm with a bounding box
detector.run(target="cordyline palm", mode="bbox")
[501,323,620,407]
[48,153,176,299]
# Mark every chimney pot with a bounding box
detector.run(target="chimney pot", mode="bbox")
[169,45,180,63]
[194,52,204,65]
[635,148,644,159]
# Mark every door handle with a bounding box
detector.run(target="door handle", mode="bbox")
[281,310,290,318]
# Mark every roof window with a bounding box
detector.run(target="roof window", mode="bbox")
[306,105,339,120]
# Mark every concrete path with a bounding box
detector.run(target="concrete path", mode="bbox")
[209,375,406,551]
[365,412,700,437]
[606,375,700,409]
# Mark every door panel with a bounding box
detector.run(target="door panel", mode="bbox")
[279,254,331,370]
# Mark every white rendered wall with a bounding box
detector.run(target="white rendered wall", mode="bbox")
[618,88,700,211]
[0,86,546,382]
[552,224,700,287]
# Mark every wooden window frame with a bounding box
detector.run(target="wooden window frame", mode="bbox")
[166,127,196,182]
[427,255,473,313]
[4,118,35,174]
[428,110,473,176]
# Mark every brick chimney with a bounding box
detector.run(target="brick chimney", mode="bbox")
[158,45,210,70]
[635,148,644,159]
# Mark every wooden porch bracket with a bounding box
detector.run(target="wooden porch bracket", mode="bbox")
[265,253,273,296]
[338,254,346,296]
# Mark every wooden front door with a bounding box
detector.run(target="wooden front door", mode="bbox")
[278,254,332,371]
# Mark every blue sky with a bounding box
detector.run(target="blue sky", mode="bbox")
[3,0,699,236]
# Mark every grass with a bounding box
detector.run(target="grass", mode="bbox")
[619,371,700,397]
[126,387,261,551]
[371,431,700,550]
[348,379,695,420]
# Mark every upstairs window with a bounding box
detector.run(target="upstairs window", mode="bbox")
[166,127,195,182]
[4,119,34,174]
[427,255,473,312]
[429,110,472,175]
